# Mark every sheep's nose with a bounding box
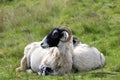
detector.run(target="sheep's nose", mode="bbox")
[41,42,46,48]
[41,43,43,46]
[40,42,49,48]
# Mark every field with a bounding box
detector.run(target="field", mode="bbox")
[0,0,120,80]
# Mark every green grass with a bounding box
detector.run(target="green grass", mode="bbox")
[0,0,120,80]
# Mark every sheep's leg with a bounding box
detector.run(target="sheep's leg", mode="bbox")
[16,55,27,72]
[38,65,47,76]
[38,65,54,76]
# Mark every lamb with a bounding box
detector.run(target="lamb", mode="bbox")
[72,40,105,71]
[16,27,74,75]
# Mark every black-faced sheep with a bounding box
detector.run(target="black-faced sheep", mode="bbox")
[39,27,73,75]
[16,27,74,75]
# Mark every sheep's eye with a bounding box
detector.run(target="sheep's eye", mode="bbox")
[52,32,59,38]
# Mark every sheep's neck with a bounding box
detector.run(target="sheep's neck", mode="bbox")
[58,42,73,63]
[59,42,72,54]
[56,42,73,73]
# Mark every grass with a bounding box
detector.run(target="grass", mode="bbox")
[0,0,120,80]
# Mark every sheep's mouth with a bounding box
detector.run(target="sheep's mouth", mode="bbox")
[41,42,49,49]
[41,45,49,49]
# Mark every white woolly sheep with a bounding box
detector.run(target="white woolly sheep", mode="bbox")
[72,42,105,71]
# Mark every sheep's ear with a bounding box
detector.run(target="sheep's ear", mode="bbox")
[60,31,69,42]
[73,36,79,44]
[52,30,59,38]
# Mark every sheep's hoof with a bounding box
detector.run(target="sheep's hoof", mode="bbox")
[38,65,53,76]
[38,66,47,76]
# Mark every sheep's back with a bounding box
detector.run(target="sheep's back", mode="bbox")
[73,43,105,71]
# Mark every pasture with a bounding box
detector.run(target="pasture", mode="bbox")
[0,0,120,80]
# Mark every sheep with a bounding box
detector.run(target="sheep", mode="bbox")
[72,41,105,72]
[39,27,73,75]
[16,27,74,75]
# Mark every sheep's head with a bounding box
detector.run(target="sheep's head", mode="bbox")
[73,36,79,47]
[41,27,72,48]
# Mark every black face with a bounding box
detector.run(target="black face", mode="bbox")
[73,37,77,44]
[41,28,63,48]
[73,36,79,44]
